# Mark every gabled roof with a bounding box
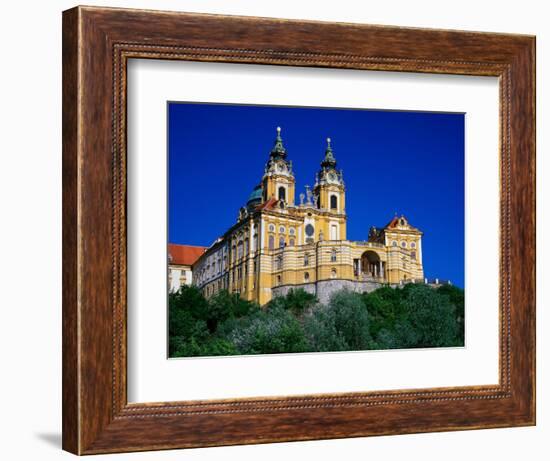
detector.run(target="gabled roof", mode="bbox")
[256,197,278,211]
[168,243,207,266]
[383,215,421,233]
[385,216,401,229]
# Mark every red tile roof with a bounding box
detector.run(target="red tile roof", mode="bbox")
[256,197,278,211]
[168,244,207,266]
[385,216,400,228]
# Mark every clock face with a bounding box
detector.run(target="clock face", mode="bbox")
[328,172,336,181]
[305,224,314,237]
[277,163,285,172]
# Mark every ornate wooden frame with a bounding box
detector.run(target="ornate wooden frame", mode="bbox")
[62,5,536,455]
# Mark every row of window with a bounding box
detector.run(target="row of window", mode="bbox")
[391,240,417,249]
[271,249,337,268]
[268,235,296,249]
[203,277,228,297]
[267,223,296,235]
[196,253,227,284]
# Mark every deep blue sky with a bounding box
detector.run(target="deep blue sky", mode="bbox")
[168,103,465,288]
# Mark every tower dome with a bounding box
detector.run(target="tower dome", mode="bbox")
[246,184,263,209]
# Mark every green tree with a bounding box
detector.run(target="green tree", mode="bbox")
[305,290,372,352]
[227,305,310,355]
[268,288,318,316]
[362,286,406,338]
[437,284,465,344]
[396,284,461,348]
[206,290,259,332]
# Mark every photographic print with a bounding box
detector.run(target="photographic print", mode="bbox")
[167,102,465,358]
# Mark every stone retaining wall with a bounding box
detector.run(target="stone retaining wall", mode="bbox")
[272,278,382,304]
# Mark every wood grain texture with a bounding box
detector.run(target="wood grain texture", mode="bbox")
[62,5,536,455]
[62,6,79,454]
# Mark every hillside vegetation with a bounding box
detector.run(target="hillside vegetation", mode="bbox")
[169,284,464,358]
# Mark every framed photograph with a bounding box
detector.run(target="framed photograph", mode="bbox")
[62,6,535,455]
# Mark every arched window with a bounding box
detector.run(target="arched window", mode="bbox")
[331,268,337,279]
[244,238,249,254]
[304,254,309,266]
[276,255,283,270]
[237,241,243,258]
[253,234,258,252]
[330,194,338,210]
[278,186,286,202]
[392,241,398,247]
[276,275,282,285]
[268,224,275,232]
[289,238,295,247]
[411,251,417,260]
[304,272,310,282]
[279,236,285,248]
[268,235,275,250]
[331,249,337,262]
[279,226,285,234]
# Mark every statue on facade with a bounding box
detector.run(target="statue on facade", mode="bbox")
[305,185,313,205]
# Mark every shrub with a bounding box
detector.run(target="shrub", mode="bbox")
[227,306,309,355]
[268,288,318,316]
[397,284,461,348]
[168,282,465,357]
[305,290,371,352]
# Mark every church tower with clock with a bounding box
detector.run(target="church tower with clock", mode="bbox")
[314,138,345,213]
[262,126,296,206]
[313,137,347,241]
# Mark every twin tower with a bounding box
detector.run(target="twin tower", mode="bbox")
[246,127,346,223]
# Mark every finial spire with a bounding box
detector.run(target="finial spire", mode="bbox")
[270,125,287,158]
[321,136,337,168]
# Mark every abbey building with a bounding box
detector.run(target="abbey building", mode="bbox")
[189,127,424,305]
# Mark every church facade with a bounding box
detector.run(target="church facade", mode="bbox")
[191,127,424,305]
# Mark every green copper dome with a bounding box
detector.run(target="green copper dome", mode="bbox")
[247,184,263,207]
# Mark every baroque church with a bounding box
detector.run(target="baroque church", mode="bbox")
[190,127,425,305]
